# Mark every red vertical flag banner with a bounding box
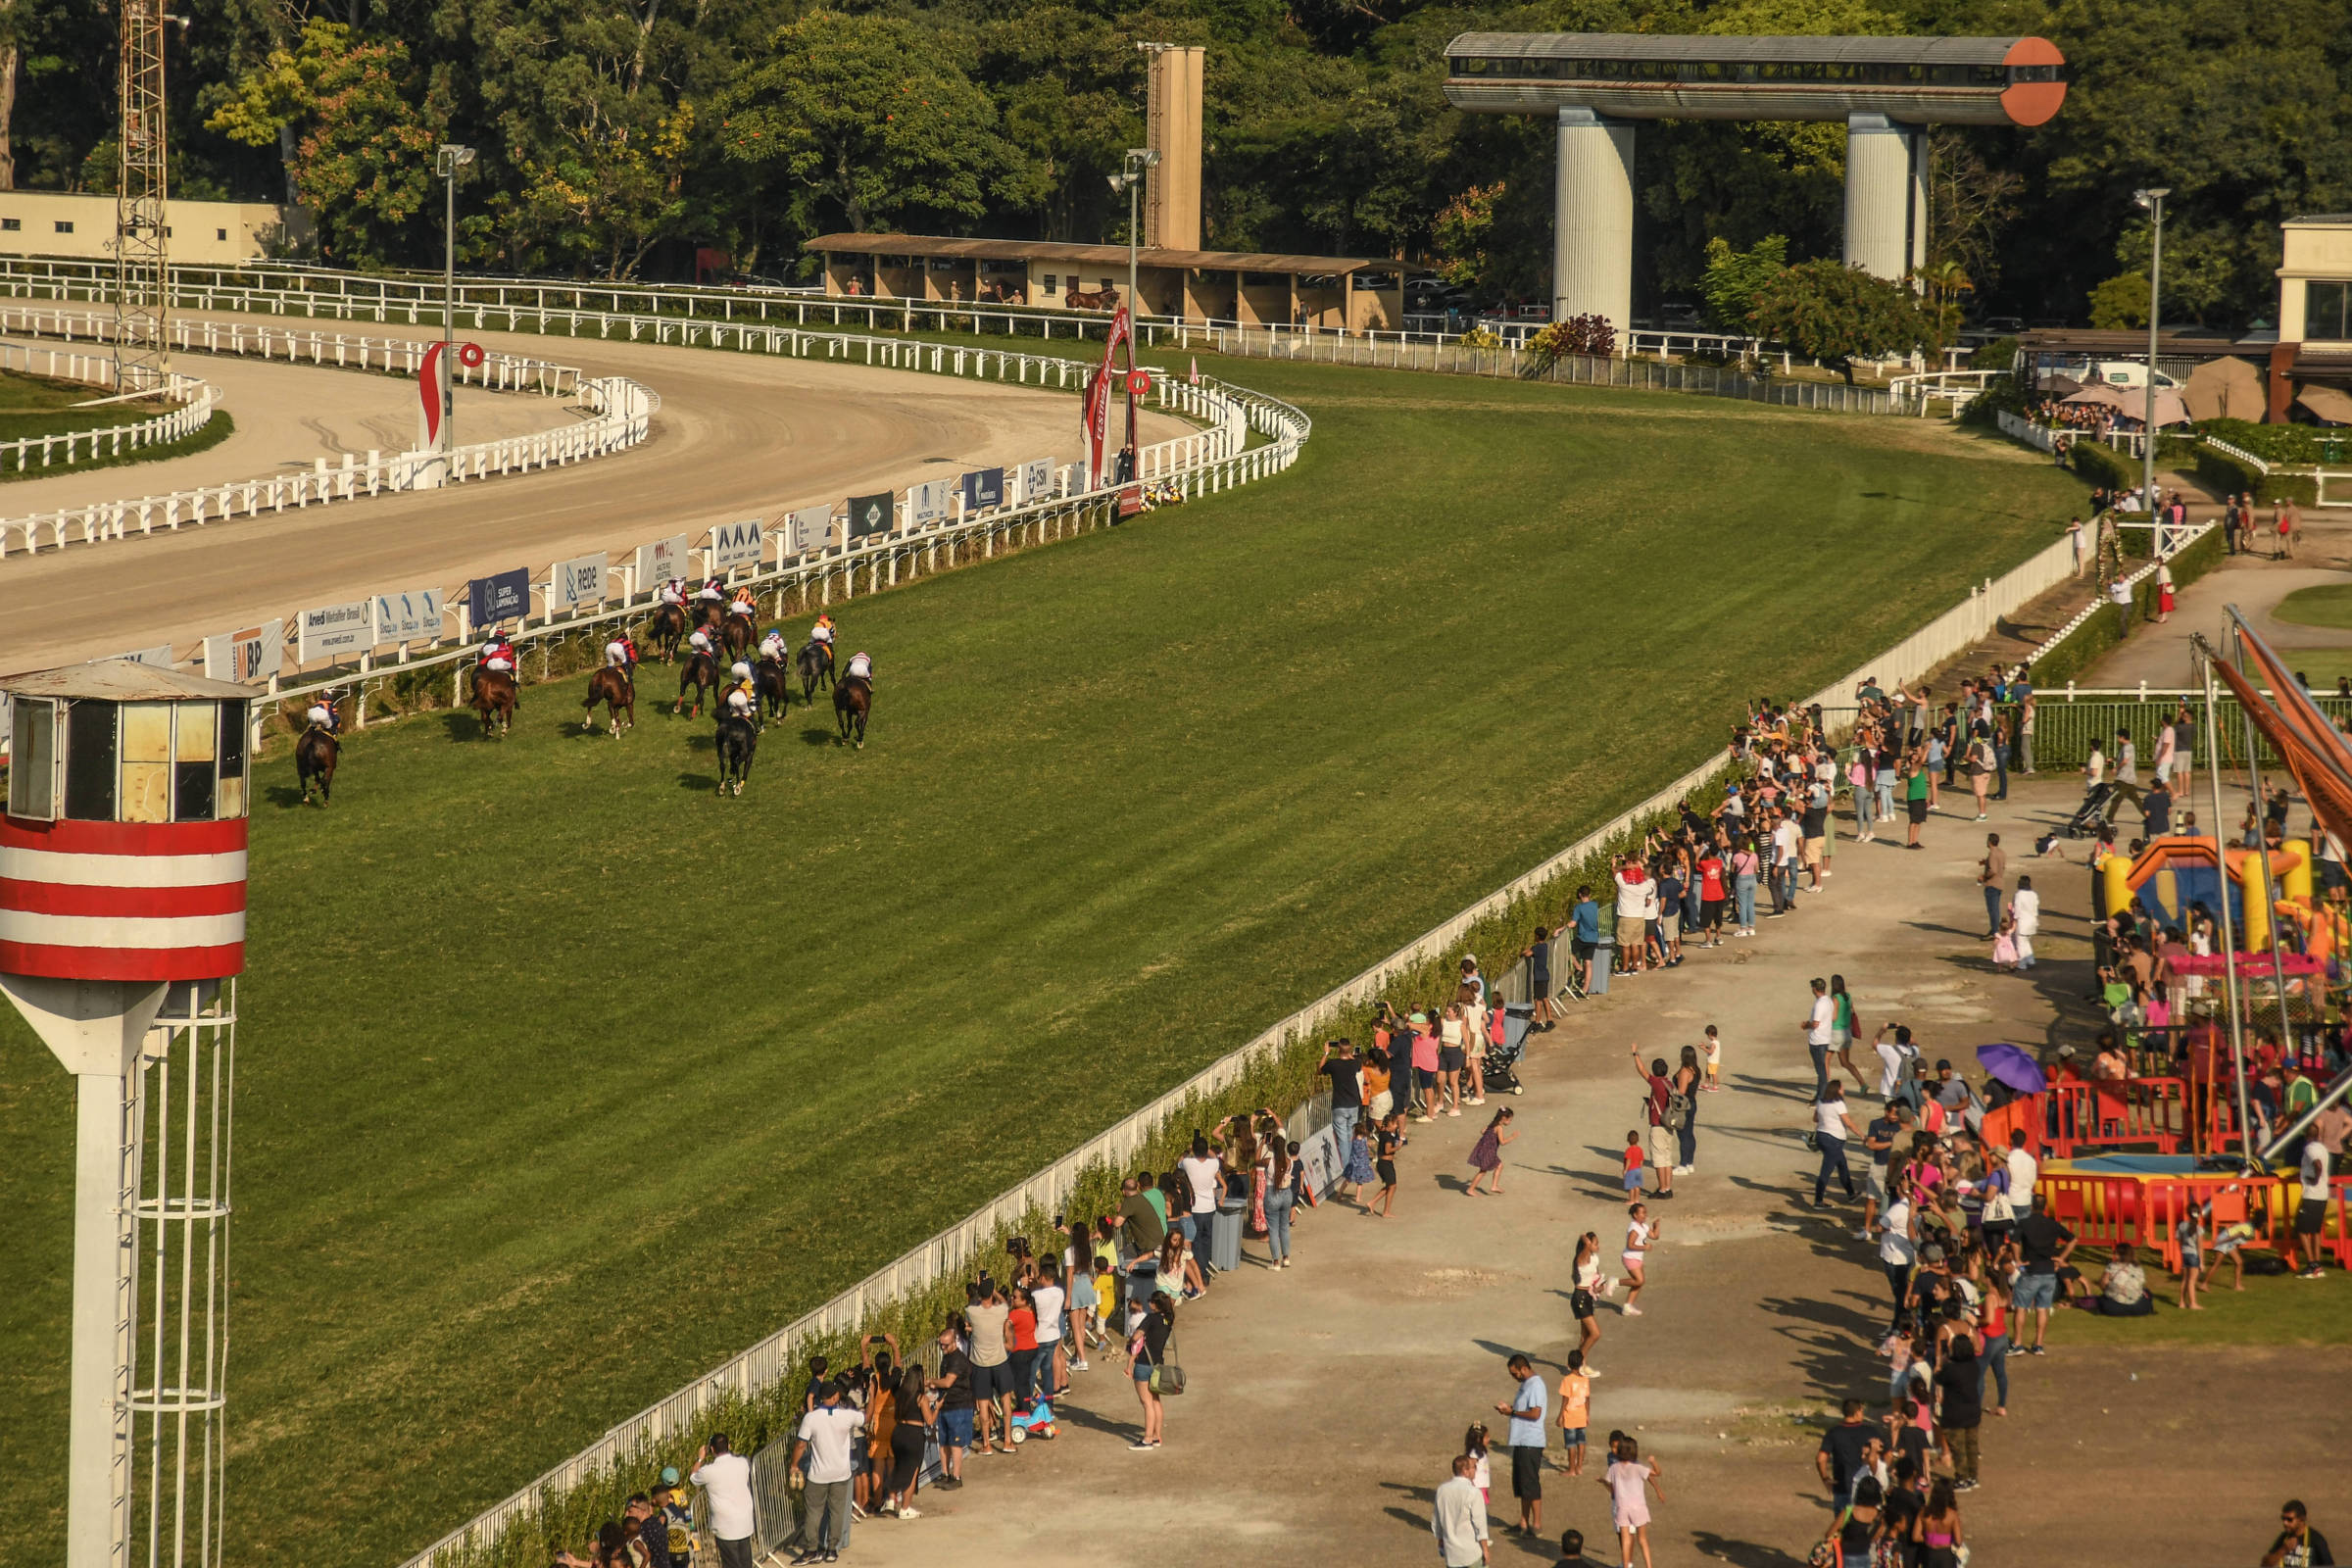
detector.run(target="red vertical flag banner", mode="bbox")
[1083,307,1133,489]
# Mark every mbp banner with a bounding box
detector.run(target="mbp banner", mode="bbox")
[372,587,444,647]
[959,466,1004,513]
[469,567,530,629]
[634,533,690,590]
[786,506,831,557]
[550,553,608,612]
[299,600,372,662]
[908,479,953,529]
[846,492,892,541]
[1018,458,1054,506]
[204,619,284,684]
[710,517,764,571]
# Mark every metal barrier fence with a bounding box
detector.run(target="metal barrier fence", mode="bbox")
[390,472,2084,1568]
[0,341,219,473]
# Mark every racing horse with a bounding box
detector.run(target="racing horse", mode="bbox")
[755,655,793,721]
[646,602,687,662]
[833,673,871,749]
[693,596,726,632]
[470,667,518,739]
[582,665,635,737]
[797,638,834,702]
[714,710,758,796]
[1063,285,1120,312]
[720,612,756,662]
[295,721,340,805]
[674,649,720,717]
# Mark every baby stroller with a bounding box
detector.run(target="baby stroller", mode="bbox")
[2060,780,2117,839]
[1482,1002,1533,1097]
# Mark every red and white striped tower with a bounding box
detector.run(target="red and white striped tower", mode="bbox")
[3,660,253,1568]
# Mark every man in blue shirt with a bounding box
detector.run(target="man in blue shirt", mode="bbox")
[1570,886,1602,993]
[1495,1352,1548,1535]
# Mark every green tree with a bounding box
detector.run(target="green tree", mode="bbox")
[2085,271,2146,330]
[716,12,1019,239]
[1699,232,1788,334]
[1430,182,1503,287]
[1748,259,1932,383]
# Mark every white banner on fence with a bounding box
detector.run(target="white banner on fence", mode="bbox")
[1017,458,1054,507]
[204,619,283,684]
[909,479,953,529]
[710,517,764,571]
[371,587,444,647]
[785,506,831,558]
[105,644,174,667]
[634,533,690,590]
[298,600,372,662]
[550,553,607,612]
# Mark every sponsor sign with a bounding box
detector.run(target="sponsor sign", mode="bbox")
[909,479,953,529]
[204,620,284,684]
[299,600,372,663]
[710,517,764,571]
[1019,458,1054,506]
[786,506,832,557]
[371,587,445,647]
[1116,485,1147,519]
[634,533,690,591]
[846,492,893,541]
[469,567,530,629]
[106,644,175,667]
[959,466,1004,513]
[550,553,608,612]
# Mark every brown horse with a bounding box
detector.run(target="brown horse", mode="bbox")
[470,667,518,738]
[1063,286,1121,312]
[674,650,720,716]
[720,613,756,661]
[798,638,834,702]
[833,673,871,749]
[582,666,635,737]
[295,725,339,805]
[755,655,792,720]
[693,598,725,632]
[646,602,686,662]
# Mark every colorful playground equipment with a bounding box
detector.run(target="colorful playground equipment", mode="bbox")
[2103,833,2316,956]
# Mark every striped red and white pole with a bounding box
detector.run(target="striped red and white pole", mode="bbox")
[0,817,247,982]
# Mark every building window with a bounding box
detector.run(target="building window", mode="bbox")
[217,227,228,241]
[1043,274,1057,293]
[164,226,173,237]
[2309,280,2352,342]
[55,220,74,234]
[0,218,18,231]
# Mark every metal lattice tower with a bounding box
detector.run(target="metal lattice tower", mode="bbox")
[116,0,171,396]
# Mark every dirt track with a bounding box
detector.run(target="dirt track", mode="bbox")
[0,321,1185,674]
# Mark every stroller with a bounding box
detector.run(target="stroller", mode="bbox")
[2060,779,2137,838]
[1481,1002,1533,1097]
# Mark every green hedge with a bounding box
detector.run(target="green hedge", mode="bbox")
[2194,418,2352,466]
[2069,438,2136,492]
[2026,524,2225,690]
[2194,442,2320,506]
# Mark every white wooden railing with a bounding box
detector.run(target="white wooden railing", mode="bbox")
[0,341,220,472]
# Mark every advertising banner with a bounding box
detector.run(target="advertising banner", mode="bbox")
[1019,458,1054,506]
[634,533,691,591]
[908,478,953,529]
[710,517,764,571]
[109,644,175,667]
[786,506,832,557]
[298,600,372,662]
[959,466,1004,514]
[846,492,893,541]
[550,553,608,612]
[204,620,284,684]
[371,587,445,647]
[469,567,530,629]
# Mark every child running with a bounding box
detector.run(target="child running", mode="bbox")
[1601,1433,1665,1568]
[1622,1202,1658,1317]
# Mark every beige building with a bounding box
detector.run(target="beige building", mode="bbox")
[807,234,1405,333]
[0,191,305,266]
[2271,215,2352,420]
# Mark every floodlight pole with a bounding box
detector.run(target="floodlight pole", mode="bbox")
[2134,186,2169,517]
[1120,147,1159,476]
[436,145,475,470]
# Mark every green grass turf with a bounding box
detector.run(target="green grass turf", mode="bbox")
[2270,583,2352,631]
[0,361,2085,1565]
[2034,1250,2352,1347]
[0,368,233,482]
[2267,648,2352,691]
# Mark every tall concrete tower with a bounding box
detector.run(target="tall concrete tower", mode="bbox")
[1142,44,1204,251]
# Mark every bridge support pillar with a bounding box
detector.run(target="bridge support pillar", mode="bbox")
[1552,106,1635,341]
[1842,114,1927,281]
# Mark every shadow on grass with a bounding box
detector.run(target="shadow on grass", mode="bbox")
[677,772,719,792]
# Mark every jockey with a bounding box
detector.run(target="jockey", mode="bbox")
[658,576,687,610]
[810,612,837,668]
[728,585,757,617]
[844,650,873,684]
[478,630,516,674]
[304,698,339,735]
[605,631,637,672]
[723,662,757,720]
[759,626,790,664]
[694,577,725,605]
[686,624,714,659]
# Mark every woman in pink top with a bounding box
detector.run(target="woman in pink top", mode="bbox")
[1600,1435,1665,1568]
[1730,841,1761,937]
[1409,1016,1441,1122]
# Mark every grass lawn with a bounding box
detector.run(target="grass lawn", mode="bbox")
[2036,1250,2352,1347]
[2267,648,2352,691]
[2271,582,2352,631]
[0,359,2084,1566]
[0,368,232,481]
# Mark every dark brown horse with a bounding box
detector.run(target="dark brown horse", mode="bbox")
[693,598,725,632]
[674,650,719,716]
[646,602,686,662]
[470,667,518,738]
[715,710,759,796]
[833,673,871,749]
[755,655,792,720]
[582,666,635,737]
[798,638,833,702]
[295,724,339,805]
[1064,286,1121,312]
[720,613,756,661]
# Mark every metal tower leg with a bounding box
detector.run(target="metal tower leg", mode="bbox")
[116,0,172,396]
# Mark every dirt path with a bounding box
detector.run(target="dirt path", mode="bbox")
[830,777,2342,1566]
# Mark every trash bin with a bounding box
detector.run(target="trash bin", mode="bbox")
[1208,1198,1246,1272]
[1502,1001,1535,1054]
[1587,936,1614,995]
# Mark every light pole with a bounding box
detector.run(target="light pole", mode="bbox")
[1108,147,1159,479]
[436,143,476,471]
[2133,185,2169,522]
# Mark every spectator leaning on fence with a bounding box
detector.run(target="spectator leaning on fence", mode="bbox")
[688,1434,757,1568]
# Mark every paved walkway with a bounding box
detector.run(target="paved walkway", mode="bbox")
[2086,547,2352,690]
[831,778,2337,1566]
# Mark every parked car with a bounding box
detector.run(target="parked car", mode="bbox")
[1975,315,2026,335]
[2089,361,2181,390]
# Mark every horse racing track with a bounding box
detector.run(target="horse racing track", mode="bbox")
[0,358,2086,1565]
